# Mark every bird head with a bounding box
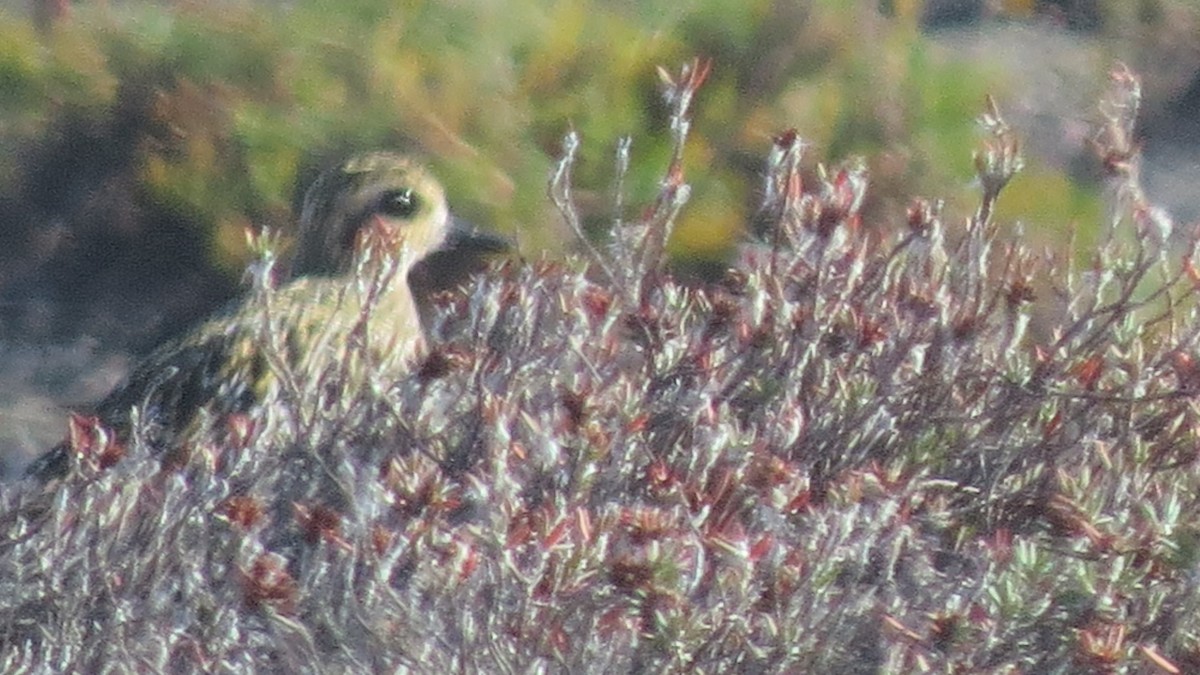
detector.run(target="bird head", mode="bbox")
[293,152,505,279]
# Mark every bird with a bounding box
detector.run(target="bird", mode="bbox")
[26,152,507,480]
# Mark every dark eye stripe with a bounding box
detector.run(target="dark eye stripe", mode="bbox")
[336,188,423,256]
[378,189,420,218]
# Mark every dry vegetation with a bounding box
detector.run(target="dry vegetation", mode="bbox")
[3,61,1200,673]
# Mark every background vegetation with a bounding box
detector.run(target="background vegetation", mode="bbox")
[5,0,1197,356]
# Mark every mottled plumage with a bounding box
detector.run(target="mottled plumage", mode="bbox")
[28,153,504,480]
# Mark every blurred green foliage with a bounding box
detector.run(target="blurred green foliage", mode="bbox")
[0,0,1140,277]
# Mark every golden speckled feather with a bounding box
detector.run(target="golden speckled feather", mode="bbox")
[27,153,505,480]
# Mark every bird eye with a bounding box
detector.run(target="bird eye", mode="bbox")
[377,189,420,219]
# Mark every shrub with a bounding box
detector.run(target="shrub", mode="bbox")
[2,61,1197,673]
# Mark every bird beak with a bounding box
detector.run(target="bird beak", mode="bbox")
[408,214,511,295]
[440,215,511,256]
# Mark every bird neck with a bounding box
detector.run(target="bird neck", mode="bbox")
[352,262,426,367]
